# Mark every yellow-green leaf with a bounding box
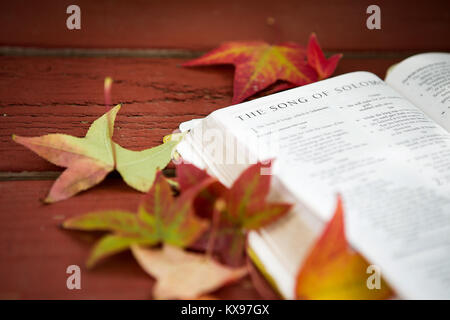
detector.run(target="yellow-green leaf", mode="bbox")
[13,104,179,202]
[63,172,210,267]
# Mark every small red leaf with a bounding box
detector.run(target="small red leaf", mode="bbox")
[183,41,317,104]
[307,33,343,80]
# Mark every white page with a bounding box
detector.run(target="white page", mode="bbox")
[386,52,450,132]
[200,72,450,299]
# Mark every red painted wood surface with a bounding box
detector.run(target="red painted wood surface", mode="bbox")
[1,0,449,51]
[0,56,400,172]
[0,179,260,299]
[0,1,448,300]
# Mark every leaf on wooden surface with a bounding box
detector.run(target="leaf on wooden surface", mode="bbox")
[176,163,227,219]
[225,162,291,230]
[307,33,342,80]
[138,171,211,247]
[13,105,180,203]
[183,42,317,104]
[131,244,247,299]
[63,172,209,267]
[178,161,291,267]
[295,195,394,299]
[183,34,342,103]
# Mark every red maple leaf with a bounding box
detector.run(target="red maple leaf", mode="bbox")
[183,34,342,103]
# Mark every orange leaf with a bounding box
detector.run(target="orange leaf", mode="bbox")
[307,33,343,80]
[183,42,317,104]
[131,244,247,299]
[295,195,394,299]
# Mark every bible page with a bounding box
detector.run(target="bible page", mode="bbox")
[198,71,450,299]
[386,52,450,131]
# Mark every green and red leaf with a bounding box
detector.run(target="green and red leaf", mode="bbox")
[183,34,342,104]
[13,104,180,203]
[183,42,317,104]
[63,171,209,267]
[139,171,210,247]
[176,163,226,219]
[179,161,291,267]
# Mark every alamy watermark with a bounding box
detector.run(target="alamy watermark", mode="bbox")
[366,264,382,289]
[66,265,81,290]
[366,5,381,30]
[66,5,81,30]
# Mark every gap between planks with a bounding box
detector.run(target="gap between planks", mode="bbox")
[0,168,175,181]
[0,46,422,59]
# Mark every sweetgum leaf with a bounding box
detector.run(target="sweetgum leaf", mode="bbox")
[87,235,155,268]
[295,195,394,299]
[131,244,247,299]
[13,105,180,203]
[138,172,211,247]
[176,163,226,219]
[179,161,291,267]
[183,34,342,104]
[63,172,209,267]
[183,42,317,104]
[307,33,342,80]
[225,162,291,229]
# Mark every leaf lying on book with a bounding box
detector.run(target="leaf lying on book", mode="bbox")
[182,34,342,103]
[307,33,342,80]
[63,172,209,267]
[177,161,292,266]
[131,244,247,299]
[295,195,394,299]
[12,105,181,203]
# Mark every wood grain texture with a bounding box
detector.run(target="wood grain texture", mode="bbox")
[0,179,262,299]
[0,56,401,172]
[0,0,449,51]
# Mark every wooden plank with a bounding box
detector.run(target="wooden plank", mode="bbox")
[0,56,401,172]
[0,179,262,299]
[0,0,449,51]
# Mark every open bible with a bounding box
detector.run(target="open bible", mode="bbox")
[176,53,450,299]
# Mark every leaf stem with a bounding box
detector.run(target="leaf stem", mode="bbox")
[206,199,225,258]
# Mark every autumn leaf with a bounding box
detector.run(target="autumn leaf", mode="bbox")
[178,161,291,266]
[63,172,209,267]
[13,105,181,203]
[176,163,226,219]
[183,41,317,104]
[178,161,290,229]
[183,34,342,104]
[131,244,247,299]
[307,33,342,80]
[224,162,291,230]
[295,195,394,299]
